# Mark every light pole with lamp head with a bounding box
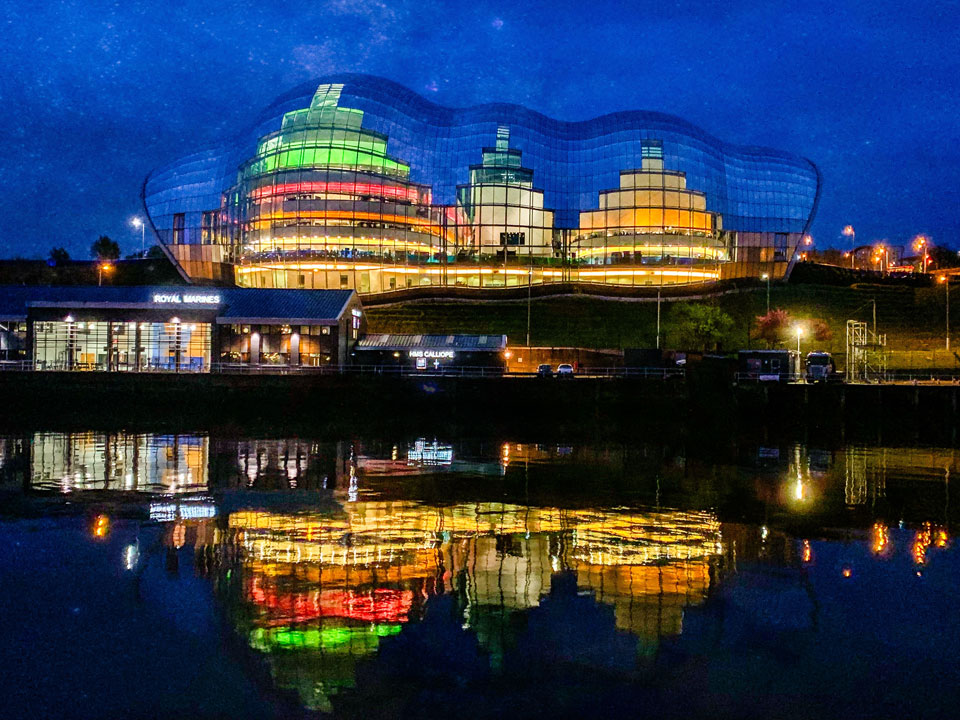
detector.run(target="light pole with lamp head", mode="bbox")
[98,262,112,286]
[526,267,532,348]
[842,225,855,258]
[940,275,951,352]
[915,235,930,274]
[131,217,145,257]
[761,273,770,314]
[794,325,804,381]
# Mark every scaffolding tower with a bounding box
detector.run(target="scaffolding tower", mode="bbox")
[846,320,887,383]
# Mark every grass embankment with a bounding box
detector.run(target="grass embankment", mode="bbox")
[366,282,956,365]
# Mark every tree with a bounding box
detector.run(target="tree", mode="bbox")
[754,309,792,347]
[927,245,960,271]
[671,303,734,352]
[811,319,833,343]
[125,245,165,260]
[90,235,120,261]
[48,247,70,264]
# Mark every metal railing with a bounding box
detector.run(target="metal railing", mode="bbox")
[0,360,33,372]
[867,371,960,385]
[735,372,804,383]
[213,363,512,378]
[0,359,687,380]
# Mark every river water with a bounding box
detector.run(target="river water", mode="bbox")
[1,432,958,719]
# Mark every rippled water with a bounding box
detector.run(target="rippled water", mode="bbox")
[1,432,958,719]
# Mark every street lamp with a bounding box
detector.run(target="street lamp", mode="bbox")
[761,273,770,314]
[915,235,930,273]
[526,267,532,347]
[874,245,889,274]
[795,325,803,355]
[939,275,951,352]
[131,217,145,258]
[98,262,113,286]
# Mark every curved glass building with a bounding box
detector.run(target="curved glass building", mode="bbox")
[144,74,820,294]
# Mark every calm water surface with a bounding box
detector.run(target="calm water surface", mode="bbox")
[1,432,958,719]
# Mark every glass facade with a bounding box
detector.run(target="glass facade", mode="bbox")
[33,320,212,371]
[218,323,337,366]
[144,74,820,294]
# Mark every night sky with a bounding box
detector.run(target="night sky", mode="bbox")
[2,0,958,259]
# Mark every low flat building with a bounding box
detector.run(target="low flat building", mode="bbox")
[354,334,507,372]
[0,286,363,371]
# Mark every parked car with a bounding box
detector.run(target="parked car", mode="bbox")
[556,363,575,378]
[536,363,553,378]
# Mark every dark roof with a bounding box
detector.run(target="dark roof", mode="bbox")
[218,288,355,324]
[0,286,357,324]
[357,334,507,351]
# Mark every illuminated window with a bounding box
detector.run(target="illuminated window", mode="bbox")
[201,210,218,245]
[172,213,185,244]
[641,140,664,159]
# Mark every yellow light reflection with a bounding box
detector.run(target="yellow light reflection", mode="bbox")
[214,501,726,712]
[913,523,933,566]
[872,522,890,555]
[936,528,949,548]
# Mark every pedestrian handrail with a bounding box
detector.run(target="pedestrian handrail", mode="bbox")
[0,359,687,380]
[735,371,803,383]
[8,358,960,384]
[0,360,33,372]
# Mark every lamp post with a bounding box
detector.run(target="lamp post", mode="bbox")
[131,217,145,257]
[874,245,888,274]
[656,289,662,349]
[761,273,770,314]
[795,326,803,355]
[940,275,951,352]
[98,262,112,286]
[842,225,856,270]
[915,235,930,274]
[526,267,532,347]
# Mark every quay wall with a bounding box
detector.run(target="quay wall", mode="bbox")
[0,372,958,441]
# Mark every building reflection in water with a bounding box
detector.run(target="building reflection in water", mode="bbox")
[3,431,959,713]
[227,438,346,491]
[204,502,722,711]
[28,432,209,493]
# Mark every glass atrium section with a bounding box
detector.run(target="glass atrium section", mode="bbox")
[574,141,729,284]
[33,321,212,372]
[450,126,556,287]
[145,74,820,294]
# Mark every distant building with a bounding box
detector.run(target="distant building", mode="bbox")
[354,333,507,372]
[0,286,363,370]
[144,75,820,295]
